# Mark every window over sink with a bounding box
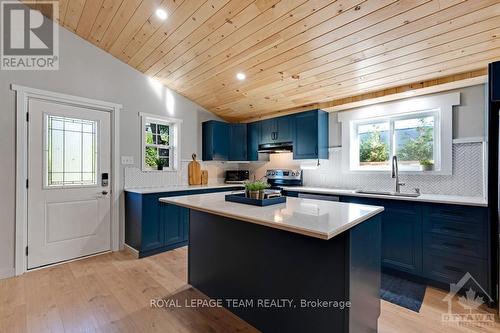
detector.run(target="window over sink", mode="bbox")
[338,92,459,175]
[353,112,438,171]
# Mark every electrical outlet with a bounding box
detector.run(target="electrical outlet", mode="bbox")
[121,156,134,165]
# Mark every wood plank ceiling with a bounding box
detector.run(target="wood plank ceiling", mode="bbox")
[31,0,500,121]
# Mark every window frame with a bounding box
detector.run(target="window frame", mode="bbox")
[350,110,440,172]
[140,113,182,172]
[338,92,459,175]
[43,112,101,189]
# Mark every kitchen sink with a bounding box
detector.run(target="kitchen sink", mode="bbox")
[354,190,420,198]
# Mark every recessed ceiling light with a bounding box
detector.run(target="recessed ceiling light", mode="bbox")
[156,8,168,20]
[236,72,246,80]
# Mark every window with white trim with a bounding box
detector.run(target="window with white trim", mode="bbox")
[339,92,458,175]
[141,114,181,171]
[351,111,439,171]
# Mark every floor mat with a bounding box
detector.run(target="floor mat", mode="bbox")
[380,273,426,312]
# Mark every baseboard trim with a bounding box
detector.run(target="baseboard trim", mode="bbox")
[0,267,15,280]
[123,243,139,259]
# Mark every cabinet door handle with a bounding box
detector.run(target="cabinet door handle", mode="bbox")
[315,145,318,154]
[440,226,463,233]
[438,210,463,216]
[443,265,464,273]
[441,242,464,249]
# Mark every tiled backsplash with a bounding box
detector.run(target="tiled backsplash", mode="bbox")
[245,142,484,198]
[124,160,237,188]
[125,142,484,198]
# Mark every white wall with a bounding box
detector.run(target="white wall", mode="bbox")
[0,25,221,278]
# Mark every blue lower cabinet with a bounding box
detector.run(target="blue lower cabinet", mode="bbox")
[422,250,488,293]
[282,190,299,197]
[125,186,243,257]
[341,196,422,275]
[381,202,422,275]
[421,203,490,296]
[126,192,165,253]
[339,195,491,297]
[161,203,189,245]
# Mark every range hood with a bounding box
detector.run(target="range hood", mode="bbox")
[258,142,293,154]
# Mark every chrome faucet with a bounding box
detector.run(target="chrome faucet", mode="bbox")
[391,156,405,193]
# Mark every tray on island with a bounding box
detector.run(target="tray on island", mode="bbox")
[225,193,286,206]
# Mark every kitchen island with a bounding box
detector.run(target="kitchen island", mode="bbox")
[160,193,384,333]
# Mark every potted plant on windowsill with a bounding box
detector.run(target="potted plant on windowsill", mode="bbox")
[155,158,164,171]
[245,181,270,199]
[420,159,434,171]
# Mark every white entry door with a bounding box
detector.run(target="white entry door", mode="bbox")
[27,99,111,269]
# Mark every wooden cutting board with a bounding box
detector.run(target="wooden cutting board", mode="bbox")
[201,170,208,185]
[188,154,201,185]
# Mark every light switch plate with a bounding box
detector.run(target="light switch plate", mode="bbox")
[121,156,134,165]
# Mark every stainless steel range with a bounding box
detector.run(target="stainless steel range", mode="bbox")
[266,169,303,189]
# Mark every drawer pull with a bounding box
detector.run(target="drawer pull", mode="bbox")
[441,242,464,249]
[440,226,463,232]
[443,265,464,273]
[438,210,464,216]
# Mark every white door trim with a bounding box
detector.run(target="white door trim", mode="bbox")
[11,84,122,276]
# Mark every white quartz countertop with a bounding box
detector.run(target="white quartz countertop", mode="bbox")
[124,184,244,194]
[281,186,487,207]
[160,193,384,240]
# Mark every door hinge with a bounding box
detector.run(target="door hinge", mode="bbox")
[26,112,29,122]
[26,179,28,189]
[25,246,28,256]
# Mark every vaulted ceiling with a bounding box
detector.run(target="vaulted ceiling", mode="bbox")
[31,0,500,121]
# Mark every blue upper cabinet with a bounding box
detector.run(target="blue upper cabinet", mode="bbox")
[247,121,261,161]
[276,115,293,142]
[202,120,229,161]
[202,110,328,161]
[293,109,329,160]
[203,121,247,161]
[260,115,294,144]
[260,118,275,144]
[229,123,247,161]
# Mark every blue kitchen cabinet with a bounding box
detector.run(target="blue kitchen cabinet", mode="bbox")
[247,121,261,161]
[229,123,247,161]
[260,118,275,144]
[203,121,247,161]
[293,110,329,160]
[202,120,230,161]
[125,186,243,257]
[202,110,328,161]
[276,115,293,142]
[312,192,492,298]
[161,203,189,245]
[341,196,422,275]
[421,203,490,296]
[259,115,294,144]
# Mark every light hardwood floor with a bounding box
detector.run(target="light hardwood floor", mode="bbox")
[1,248,499,333]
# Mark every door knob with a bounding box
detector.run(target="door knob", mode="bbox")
[101,190,108,195]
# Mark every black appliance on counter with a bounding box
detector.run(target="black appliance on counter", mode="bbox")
[225,170,249,184]
[266,169,302,189]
